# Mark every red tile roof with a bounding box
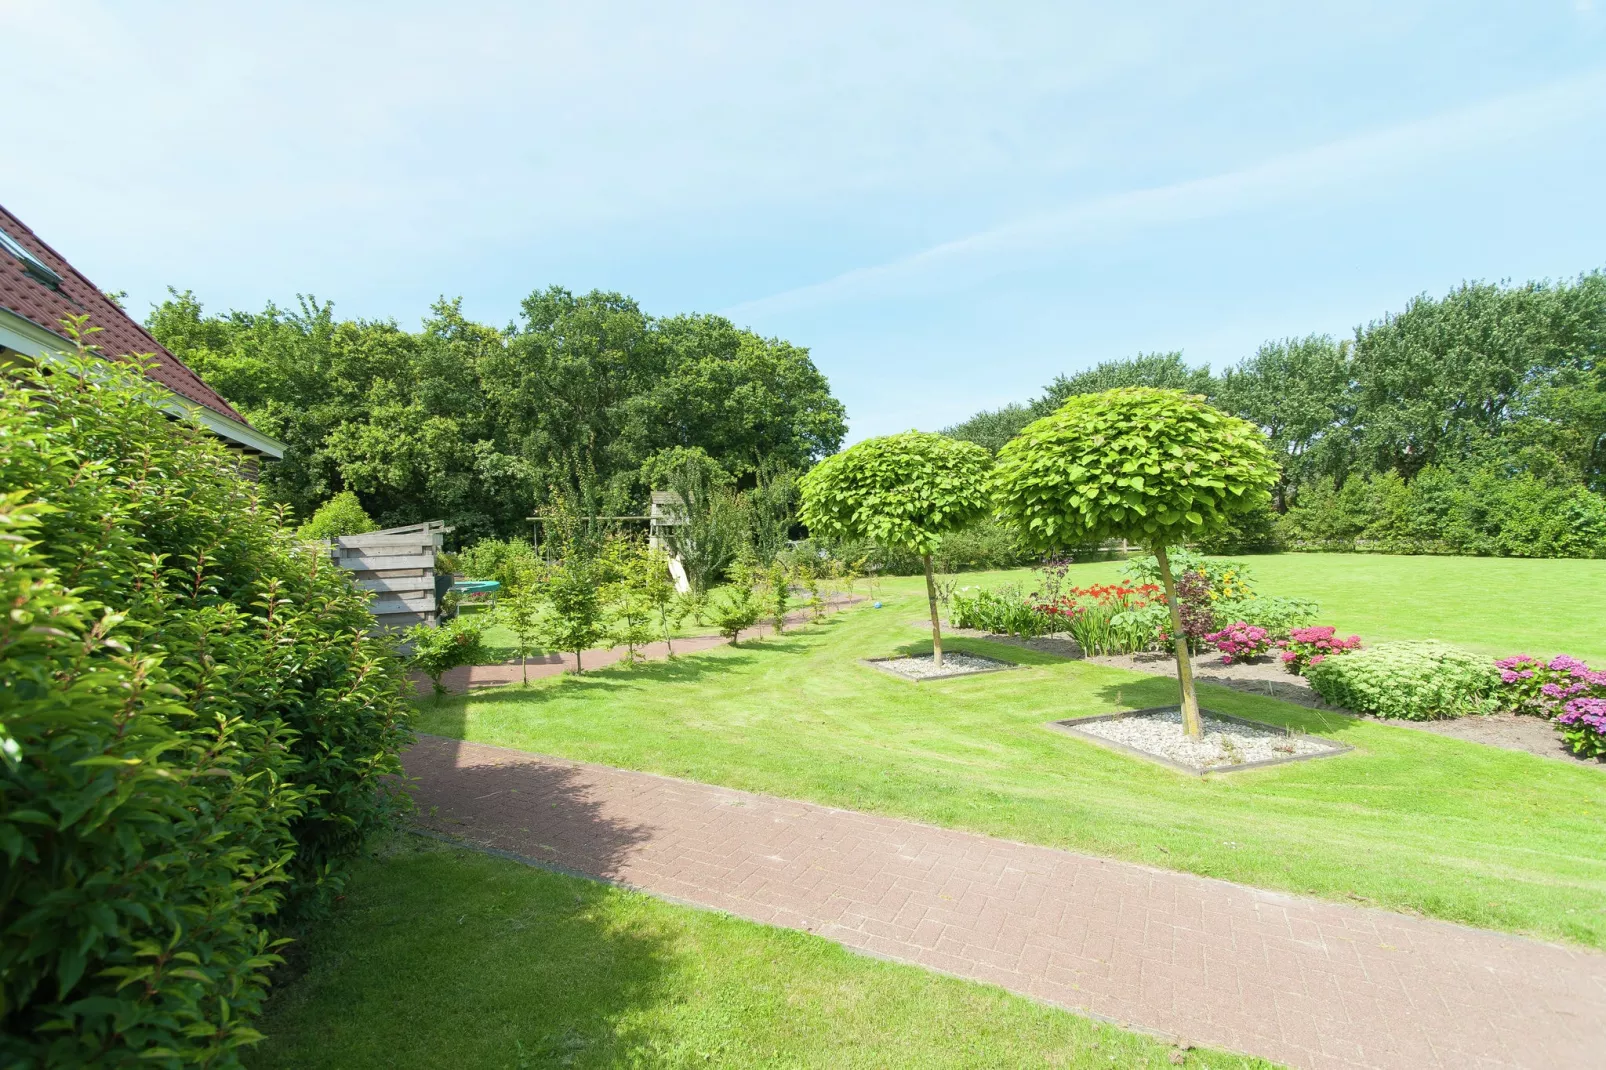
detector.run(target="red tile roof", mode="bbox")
[0,202,250,426]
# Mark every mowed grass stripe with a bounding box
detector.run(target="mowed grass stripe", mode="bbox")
[418,565,1606,950]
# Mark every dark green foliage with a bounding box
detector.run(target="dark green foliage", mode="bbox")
[453,537,544,592]
[942,403,1038,453]
[1277,466,1606,557]
[149,289,845,544]
[299,490,377,539]
[1037,351,1213,413]
[0,353,412,1066]
[646,447,745,594]
[1307,642,1501,720]
[947,271,1606,558]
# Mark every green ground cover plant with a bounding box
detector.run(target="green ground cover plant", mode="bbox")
[417,569,1606,950]
[1307,642,1500,720]
[247,842,1267,1070]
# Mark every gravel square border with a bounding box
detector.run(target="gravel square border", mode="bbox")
[862,652,1022,682]
[1047,706,1353,775]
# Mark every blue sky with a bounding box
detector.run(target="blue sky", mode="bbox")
[4,1,1604,440]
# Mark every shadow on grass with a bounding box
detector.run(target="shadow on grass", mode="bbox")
[881,634,1073,669]
[250,840,681,1069]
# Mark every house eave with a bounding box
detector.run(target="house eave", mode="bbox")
[0,306,285,460]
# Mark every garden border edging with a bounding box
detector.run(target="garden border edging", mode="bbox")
[1047,706,1353,775]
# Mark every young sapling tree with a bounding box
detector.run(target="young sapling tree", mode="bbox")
[992,387,1278,737]
[708,561,764,645]
[642,547,682,656]
[761,560,791,635]
[799,431,992,667]
[497,587,545,685]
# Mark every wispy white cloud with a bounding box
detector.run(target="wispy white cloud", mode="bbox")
[724,68,1606,321]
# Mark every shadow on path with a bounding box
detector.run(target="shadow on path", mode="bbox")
[404,734,652,883]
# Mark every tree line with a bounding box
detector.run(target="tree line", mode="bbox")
[147,286,847,544]
[945,272,1606,557]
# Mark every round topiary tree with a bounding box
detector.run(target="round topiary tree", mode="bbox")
[799,431,992,667]
[992,388,1278,737]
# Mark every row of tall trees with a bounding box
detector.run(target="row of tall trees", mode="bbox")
[148,287,847,543]
[945,273,1606,555]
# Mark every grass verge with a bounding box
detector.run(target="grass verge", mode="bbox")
[417,576,1606,950]
[249,840,1270,1069]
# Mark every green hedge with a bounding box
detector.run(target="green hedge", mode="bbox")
[0,354,412,1066]
[1278,467,1606,558]
[1306,641,1500,720]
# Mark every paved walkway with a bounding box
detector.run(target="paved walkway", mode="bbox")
[405,736,1606,1070]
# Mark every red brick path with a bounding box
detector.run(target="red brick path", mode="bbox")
[405,736,1606,1070]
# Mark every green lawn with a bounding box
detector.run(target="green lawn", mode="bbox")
[249,841,1268,1070]
[949,552,1606,663]
[418,562,1606,950]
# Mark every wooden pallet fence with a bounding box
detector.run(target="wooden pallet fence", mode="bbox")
[327,520,451,631]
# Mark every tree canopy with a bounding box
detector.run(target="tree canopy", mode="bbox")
[992,388,1278,551]
[947,270,1606,557]
[799,431,993,555]
[992,387,1278,736]
[148,287,846,542]
[800,431,993,666]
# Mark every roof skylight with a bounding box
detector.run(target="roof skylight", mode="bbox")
[0,226,62,289]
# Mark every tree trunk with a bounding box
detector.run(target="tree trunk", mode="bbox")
[575,648,584,674]
[521,652,527,685]
[923,553,944,668]
[1154,545,1203,739]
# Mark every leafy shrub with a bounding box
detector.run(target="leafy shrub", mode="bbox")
[1277,626,1362,674]
[1204,622,1271,663]
[1307,641,1500,720]
[299,489,377,539]
[1124,551,1256,601]
[454,536,544,593]
[1494,654,1606,718]
[1557,698,1606,759]
[1168,570,1217,650]
[950,585,1058,638]
[1213,595,1320,637]
[406,617,488,696]
[0,353,411,1066]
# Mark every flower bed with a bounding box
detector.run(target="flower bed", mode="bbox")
[1203,621,1272,663]
[1494,654,1606,718]
[1557,698,1606,759]
[1493,653,1606,758]
[1277,625,1361,675]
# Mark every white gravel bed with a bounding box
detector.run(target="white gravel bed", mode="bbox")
[1069,708,1340,771]
[872,652,1010,679]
